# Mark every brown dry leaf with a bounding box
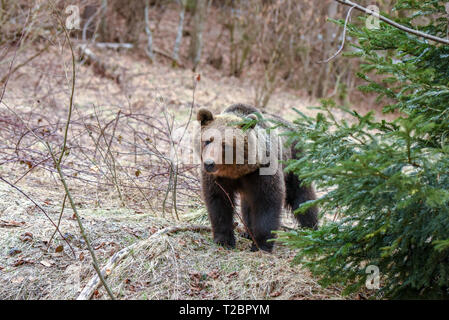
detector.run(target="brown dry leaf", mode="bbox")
[20,232,33,242]
[207,270,220,279]
[14,259,33,267]
[79,252,85,261]
[0,219,25,228]
[108,248,117,257]
[270,291,282,298]
[149,227,158,235]
[55,245,64,253]
[128,285,136,292]
[189,272,201,280]
[94,242,105,250]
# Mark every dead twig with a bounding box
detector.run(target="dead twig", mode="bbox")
[334,0,449,45]
[169,74,200,221]
[46,2,117,300]
[47,193,67,248]
[318,5,355,64]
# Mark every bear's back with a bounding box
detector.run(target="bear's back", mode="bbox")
[222,104,294,163]
[222,104,293,130]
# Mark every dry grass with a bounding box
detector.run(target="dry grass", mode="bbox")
[105,227,344,300]
[0,178,345,300]
[105,233,320,299]
[0,178,165,299]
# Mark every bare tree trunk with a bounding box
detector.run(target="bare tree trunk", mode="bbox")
[144,0,154,62]
[81,4,98,40]
[188,0,207,71]
[173,0,186,65]
[322,1,338,97]
[81,0,108,41]
[314,1,338,97]
[99,0,108,41]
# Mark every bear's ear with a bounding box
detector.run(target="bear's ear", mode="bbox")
[240,113,258,129]
[197,108,214,126]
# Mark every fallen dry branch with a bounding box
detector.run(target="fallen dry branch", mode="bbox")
[153,48,185,67]
[77,224,211,300]
[78,45,121,83]
[94,42,134,50]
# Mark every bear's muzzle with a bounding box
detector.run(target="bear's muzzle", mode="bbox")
[204,159,217,173]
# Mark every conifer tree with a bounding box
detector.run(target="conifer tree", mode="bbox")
[278,0,449,298]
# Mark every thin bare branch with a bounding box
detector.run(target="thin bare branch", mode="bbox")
[334,0,449,45]
[318,5,355,64]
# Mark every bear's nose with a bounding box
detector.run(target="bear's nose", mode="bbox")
[204,159,216,173]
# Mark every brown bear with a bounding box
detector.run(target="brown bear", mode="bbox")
[196,104,318,252]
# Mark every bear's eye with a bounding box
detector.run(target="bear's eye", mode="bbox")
[204,137,214,146]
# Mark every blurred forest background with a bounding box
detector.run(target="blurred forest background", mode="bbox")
[1,0,398,107]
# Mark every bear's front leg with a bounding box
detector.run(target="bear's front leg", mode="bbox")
[241,171,283,252]
[201,174,236,249]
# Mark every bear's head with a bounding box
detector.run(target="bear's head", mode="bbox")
[196,108,265,179]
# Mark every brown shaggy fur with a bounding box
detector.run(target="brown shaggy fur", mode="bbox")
[197,104,318,252]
